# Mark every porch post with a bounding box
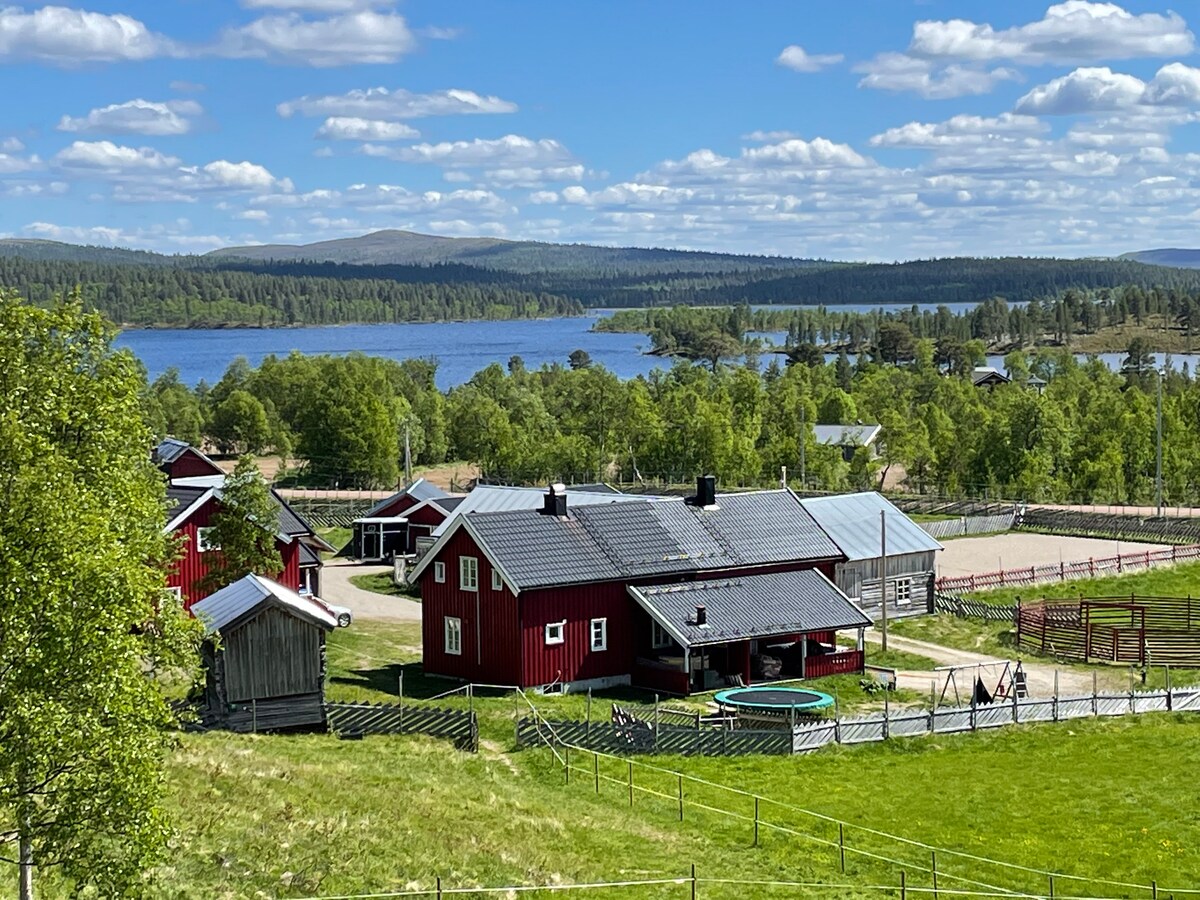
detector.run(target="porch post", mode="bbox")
[683,647,691,693]
[800,634,808,679]
[856,627,865,651]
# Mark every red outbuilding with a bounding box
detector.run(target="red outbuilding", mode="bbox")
[154,437,225,479]
[411,478,871,695]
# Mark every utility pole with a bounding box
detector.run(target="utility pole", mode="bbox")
[1156,368,1164,518]
[880,510,889,653]
[404,423,413,486]
[799,407,807,491]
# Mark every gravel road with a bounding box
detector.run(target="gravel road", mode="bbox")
[321,559,422,622]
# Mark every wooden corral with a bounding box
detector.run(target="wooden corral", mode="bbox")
[1017,595,1200,666]
[192,574,337,731]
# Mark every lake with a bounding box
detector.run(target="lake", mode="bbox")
[115,306,1200,388]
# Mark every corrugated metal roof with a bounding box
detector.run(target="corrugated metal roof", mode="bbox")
[166,474,315,539]
[812,424,881,447]
[191,573,337,633]
[455,489,841,591]
[629,569,871,648]
[364,477,451,517]
[431,484,645,537]
[154,438,191,465]
[799,492,942,561]
[165,484,207,515]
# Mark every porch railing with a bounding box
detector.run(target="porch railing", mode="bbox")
[804,649,864,679]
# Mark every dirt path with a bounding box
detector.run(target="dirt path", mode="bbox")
[864,630,1118,698]
[321,559,422,623]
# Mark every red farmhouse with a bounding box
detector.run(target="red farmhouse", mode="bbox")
[411,478,870,695]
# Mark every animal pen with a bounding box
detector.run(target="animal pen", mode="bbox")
[1017,595,1200,665]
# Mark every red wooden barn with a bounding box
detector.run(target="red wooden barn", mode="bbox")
[411,478,870,695]
[356,478,463,557]
[163,467,333,610]
[154,437,225,479]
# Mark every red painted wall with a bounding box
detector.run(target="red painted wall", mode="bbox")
[520,583,633,687]
[164,450,223,479]
[167,497,301,610]
[370,493,419,519]
[404,502,447,553]
[421,527,521,684]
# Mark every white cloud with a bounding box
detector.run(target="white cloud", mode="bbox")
[0,151,39,174]
[54,140,179,170]
[742,130,801,142]
[1143,62,1200,106]
[250,183,510,216]
[870,114,1046,148]
[21,221,230,250]
[856,53,1020,99]
[241,0,389,10]
[198,160,292,191]
[528,190,559,204]
[1,137,23,152]
[236,209,270,221]
[389,135,575,168]
[909,2,1193,66]
[315,117,418,141]
[776,45,843,73]
[481,164,587,187]
[0,5,178,64]
[58,99,203,136]
[1016,66,1145,114]
[278,86,517,119]
[741,138,870,168]
[216,10,414,66]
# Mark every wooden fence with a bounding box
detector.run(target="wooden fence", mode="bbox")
[933,593,1016,621]
[935,543,1200,594]
[516,717,793,756]
[919,512,1017,540]
[326,701,478,750]
[1016,596,1200,666]
[1020,506,1200,543]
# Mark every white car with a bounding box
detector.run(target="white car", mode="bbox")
[304,591,353,628]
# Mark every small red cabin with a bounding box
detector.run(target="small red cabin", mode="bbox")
[412,479,870,695]
[356,478,461,556]
[154,438,225,479]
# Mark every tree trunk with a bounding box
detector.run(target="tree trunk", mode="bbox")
[18,827,33,900]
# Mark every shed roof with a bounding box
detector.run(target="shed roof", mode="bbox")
[430,483,646,537]
[628,569,870,648]
[972,366,1011,385]
[154,438,192,465]
[799,492,942,561]
[363,477,452,517]
[812,424,882,447]
[419,489,842,591]
[166,474,326,544]
[191,573,337,633]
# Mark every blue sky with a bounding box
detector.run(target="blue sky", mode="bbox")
[3,1,1200,259]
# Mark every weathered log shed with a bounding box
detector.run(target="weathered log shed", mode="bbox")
[191,574,337,732]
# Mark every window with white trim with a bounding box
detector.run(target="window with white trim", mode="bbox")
[459,556,478,592]
[651,621,672,649]
[590,618,607,651]
[444,616,462,655]
[545,621,565,645]
[433,561,446,583]
[163,586,183,606]
[491,569,504,592]
[196,527,219,553]
[894,578,912,606]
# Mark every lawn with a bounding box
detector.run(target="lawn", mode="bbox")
[315,525,351,557]
[965,559,1200,607]
[80,711,1199,899]
[349,569,421,600]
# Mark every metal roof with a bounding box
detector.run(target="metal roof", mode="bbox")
[430,483,646,537]
[424,489,842,591]
[799,492,942,561]
[972,367,1011,385]
[812,424,882,447]
[166,484,207,516]
[191,573,337,633]
[363,477,451,517]
[154,438,191,465]
[628,569,870,648]
[166,475,317,539]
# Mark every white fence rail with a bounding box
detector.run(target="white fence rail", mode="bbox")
[920,512,1017,539]
[790,686,1198,753]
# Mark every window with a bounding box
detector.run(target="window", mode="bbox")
[651,621,672,649]
[196,527,219,553]
[459,556,478,592]
[590,618,607,652]
[491,569,504,592]
[444,616,462,655]
[434,561,446,583]
[163,586,183,606]
[894,578,912,606]
[545,621,565,645]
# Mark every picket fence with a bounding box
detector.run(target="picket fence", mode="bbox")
[516,717,793,756]
[933,592,1016,622]
[326,701,478,751]
[919,511,1017,540]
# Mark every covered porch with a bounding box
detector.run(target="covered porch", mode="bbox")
[627,569,871,696]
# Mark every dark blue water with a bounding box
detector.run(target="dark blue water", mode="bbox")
[116,305,1200,388]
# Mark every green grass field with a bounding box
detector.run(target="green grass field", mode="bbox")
[966,559,1200,607]
[348,570,421,600]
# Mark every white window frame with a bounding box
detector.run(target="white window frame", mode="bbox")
[491,569,504,592]
[545,620,566,646]
[444,616,462,655]
[651,621,672,650]
[163,586,183,606]
[433,561,446,583]
[459,556,478,592]
[590,617,607,652]
[196,526,219,553]
[894,578,912,606]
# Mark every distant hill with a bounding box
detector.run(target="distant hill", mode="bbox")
[207,229,822,274]
[0,238,176,266]
[1120,248,1200,269]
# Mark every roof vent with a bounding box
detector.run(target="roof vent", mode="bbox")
[688,475,717,508]
[695,604,708,627]
[540,482,568,517]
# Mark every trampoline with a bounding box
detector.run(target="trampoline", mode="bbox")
[713,686,835,712]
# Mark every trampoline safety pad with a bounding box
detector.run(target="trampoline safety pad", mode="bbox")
[712,686,835,711]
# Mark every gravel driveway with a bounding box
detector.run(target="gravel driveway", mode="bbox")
[936,533,1173,578]
[321,559,422,622]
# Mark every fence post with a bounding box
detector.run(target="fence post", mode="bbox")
[594,752,599,794]
[678,774,684,822]
[931,850,938,900]
[654,694,660,751]
[900,870,907,900]
[586,688,592,739]
[1052,671,1059,722]
[252,698,257,734]
[1166,667,1173,711]
[883,691,890,739]
[628,760,633,807]
[838,822,846,873]
[753,797,760,847]
[1152,879,1158,899]
[1129,668,1136,713]
[1049,874,1055,898]
[564,745,569,785]
[690,864,697,900]
[436,876,442,900]
[1092,671,1098,717]
[399,672,404,730]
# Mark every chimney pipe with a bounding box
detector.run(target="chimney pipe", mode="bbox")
[689,474,717,508]
[540,482,568,517]
[695,604,707,627]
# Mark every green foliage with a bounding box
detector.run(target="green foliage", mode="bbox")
[199,456,283,594]
[0,290,201,897]
[208,389,271,455]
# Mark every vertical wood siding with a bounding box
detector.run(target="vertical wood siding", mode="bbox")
[370,494,419,519]
[404,503,448,553]
[164,450,223,478]
[521,583,633,688]
[223,606,323,702]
